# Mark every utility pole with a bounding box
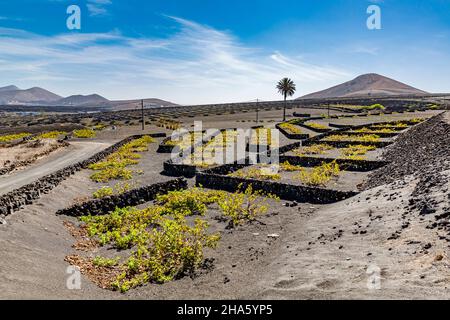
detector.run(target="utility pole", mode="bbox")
[141,99,145,131]
[256,99,259,124]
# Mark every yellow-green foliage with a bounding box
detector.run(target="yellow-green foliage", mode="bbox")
[217,185,277,227]
[93,186,114,199]
[296,161,340,186]
[279,122,303,134]
[73,129,96,138]
[280,161,303,172]
[409,118,425,124]
[89,136,154,182]
[306,122,328,130]
[186,130,239,168]
[251,128,273,146]
[157,118,181,130]
[155,188,225,216]
[293,144,334,156]
[80,187,272,292]
[165,131,203,148]
[229,166,281,181]
[0,132,31,142]
[340,145,376,160]
[333,104,385,111]
[114,182,134,194]
[354,127,394,134]
[93,124,107,131]
[322,134,380,143]
[372,122,408,129]
[93,256,120,267]
[35,131,67,139]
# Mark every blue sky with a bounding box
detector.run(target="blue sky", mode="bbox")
[0,0,449,104]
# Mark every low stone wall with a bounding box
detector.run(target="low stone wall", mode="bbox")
[157,140,175,153]
[303,140,392,148]
[0,134,36,148]
[56,178,187,217]
[277,141,303,155]
[279,156,389,172]
[339,131,399,138]
[196,169,359,204]
[275,124,310,140]
[328,123,354,129]
[0,133,165,217]
[163,160,198,178]
[292,113,311,118]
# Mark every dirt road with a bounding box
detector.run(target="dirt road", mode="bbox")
[0,141,111,195]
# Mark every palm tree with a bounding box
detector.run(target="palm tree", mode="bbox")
[276,78,296,121]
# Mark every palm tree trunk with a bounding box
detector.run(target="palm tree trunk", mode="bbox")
[283,94,287,122]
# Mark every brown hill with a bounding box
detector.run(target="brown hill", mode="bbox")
[299,73,428,99]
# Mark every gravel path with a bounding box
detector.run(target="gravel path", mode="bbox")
[0,141,111,195]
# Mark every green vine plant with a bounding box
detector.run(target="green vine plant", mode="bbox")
[67,186,278,293]
[88,136,154,182]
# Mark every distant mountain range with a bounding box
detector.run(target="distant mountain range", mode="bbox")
[0,85,176,110]
[299,73,429,99]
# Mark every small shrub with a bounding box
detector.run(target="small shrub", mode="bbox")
[35,131,67,139]
[296,161,340,186]
[93,186,114,199]
[229,167,281,181]
[409,118,425,124]
[0,133,31,142]
[306,122,328,130]
[340,145,376,160]
[93,124,107,131]
[88,136,154,182]
[279,122,303,134]
[92,256,120,267]
[293,144,333,156]
[73,129,96,139]
[280,161,303,172]
[322,134,380,143]
[217,185,277,227]
[354,128,394,134]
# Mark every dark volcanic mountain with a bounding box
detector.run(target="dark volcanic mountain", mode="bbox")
[0,85,20,92]
[299,73,428,99]
[0,86,62,104]
[0,85,176,109]
[56,94,110,106]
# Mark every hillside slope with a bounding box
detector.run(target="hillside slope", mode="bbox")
[300,73,428,99]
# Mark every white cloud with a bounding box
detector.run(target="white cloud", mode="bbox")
[87,0,112,16]
[350,45,379,55]
[0,17,351,104]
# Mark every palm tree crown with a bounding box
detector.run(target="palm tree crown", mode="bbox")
[277,78,296,121]
[276,78,296,99]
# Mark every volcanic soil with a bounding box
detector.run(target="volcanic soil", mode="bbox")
[0,109,448,299]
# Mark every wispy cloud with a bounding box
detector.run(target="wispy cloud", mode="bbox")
[349,45,379,55]
[87,0,112,17]
[0,16,351,103]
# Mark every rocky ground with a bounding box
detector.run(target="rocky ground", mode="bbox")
[252,112,450,299]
